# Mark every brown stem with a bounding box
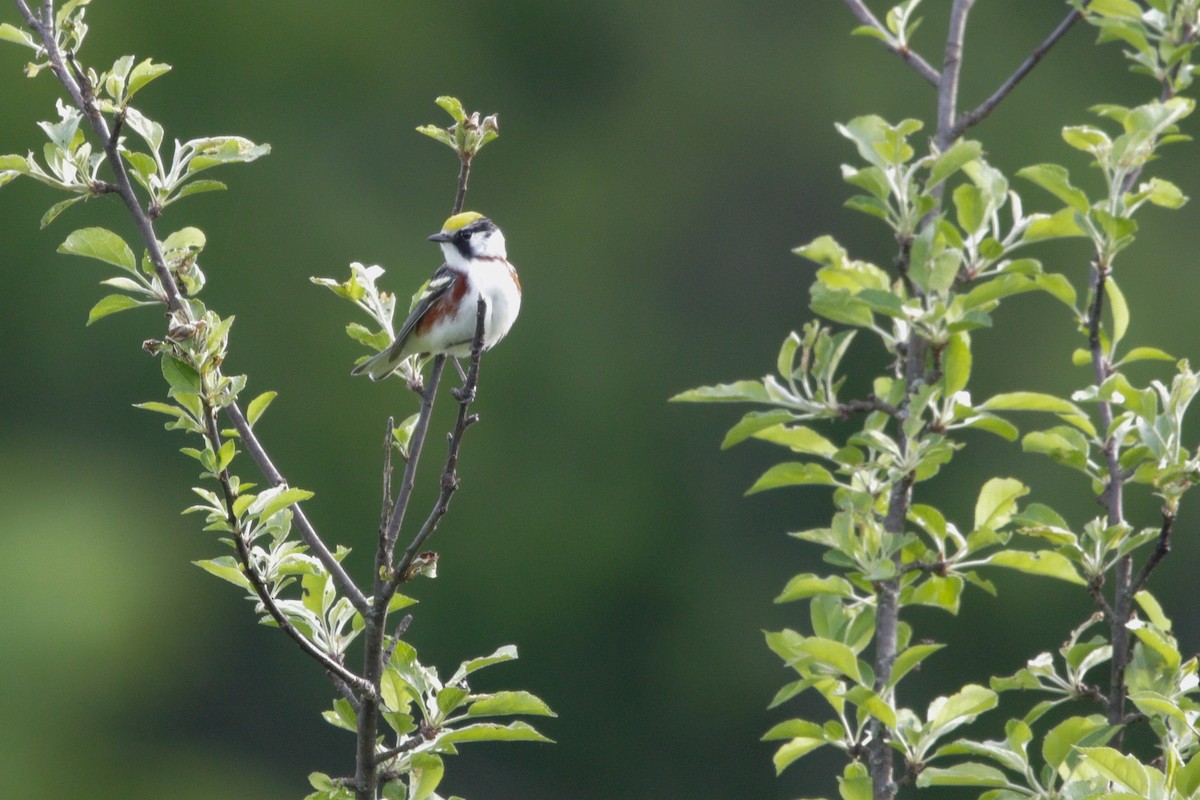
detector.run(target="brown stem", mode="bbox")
[952,6,1086,139]
[388,299,487,596]
[200,399,372,697]
[937,0,975,150]
[1131,511,1176,595]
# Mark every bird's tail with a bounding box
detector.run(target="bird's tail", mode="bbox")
[351,347,399,381]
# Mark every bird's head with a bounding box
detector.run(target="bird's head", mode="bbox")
[428,212,506,264]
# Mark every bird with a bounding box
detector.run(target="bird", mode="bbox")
[352,211,522,381]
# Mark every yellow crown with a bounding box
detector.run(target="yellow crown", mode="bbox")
[441,211,485,232]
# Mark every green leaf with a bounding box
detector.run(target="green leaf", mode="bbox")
[988,549,1085,585]
[40,195,88,228]
[720,410,795,449]
[907,575,964,613]
[1088,0,1149,20]
[953,183,986,234]
[133,400,190,420]
[928,684,998,738]
[435,95,467,123]
[466,691,555,718]
[752,425,839,457]
[59,227,137,274]
[916,762,1010,788]
[1043,714,1109,769]
[407,753,444,800]
[763,719,827,773]
[1128,690,1188,725]
[1023,207,1086,241]
[942,333,971,396]
[927,139,982,188]
[1077,746,1149,795]
[1106,278,1129,350]
[194,556,251,590]
[1128,620,1181,670]
[838,762,872,800]
[415,124,454,147]
[1133,590,1171,631]
[797,637,863,684]
[960,414,1020,441]
[1180,752,1200,798]
[126,58,171,99]
[86,293,148,325]
[1062,125,1111,154]
[185,136,271,173]
[1022,426,1091,474]
[246,391,278,426]
[747,462,837,494]
[671,380,768,403]
[1140,177,1187,209]
[0,22,38,48]
[979,392,1095,436]
[773,738,829,774]
[161,355,201,395]
[1118,346,1173,365]
[775,573,855,603]
[436,721,552,746]
[1017,163,1090,213]
[890,643,945,687]
[257,487,314,520]
[1033,273,1078,309]
[172,179,227,201]
[448,645,519,685]
[974,477,1028,531]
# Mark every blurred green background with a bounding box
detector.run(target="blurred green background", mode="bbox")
[2,2,1199,798]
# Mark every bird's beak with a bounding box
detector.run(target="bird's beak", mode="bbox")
[427,231,452,243]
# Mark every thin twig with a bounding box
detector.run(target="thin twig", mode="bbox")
[952,6,1085,138]
[227,405,369,614]
[453,156,471,216]
[381,415,395,534]
[841,0,940,86]
[1087,576,1115,621]
[387,298,487,597]
[837,396,900,419]
[201,400,374,697]
[378,357,446,573]
[1087,251,1132,728]
[1131,510,1176,596]
[937,0,975,150]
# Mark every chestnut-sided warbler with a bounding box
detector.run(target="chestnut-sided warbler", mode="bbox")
[352,211,522,380]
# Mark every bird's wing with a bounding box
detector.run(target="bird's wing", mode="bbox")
[350,265,458,379]
[390,265,458,351]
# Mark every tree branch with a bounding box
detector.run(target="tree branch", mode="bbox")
[386,298,487,598]
[952,6,1085,139]
[226,404,369,613]
[841,0,941,86]
[937,0,975,150]
[14,0,370,617]
[201,399,374,698]
[378,357,446,577]
[1131,510,1176,596]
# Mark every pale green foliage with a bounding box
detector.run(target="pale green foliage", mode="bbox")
[2,8,548,799]
[307,643,554,800]
[678,1,1200,797]
[416,95,500,161]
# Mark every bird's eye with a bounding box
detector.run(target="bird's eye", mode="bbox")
[461,230,473,240]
